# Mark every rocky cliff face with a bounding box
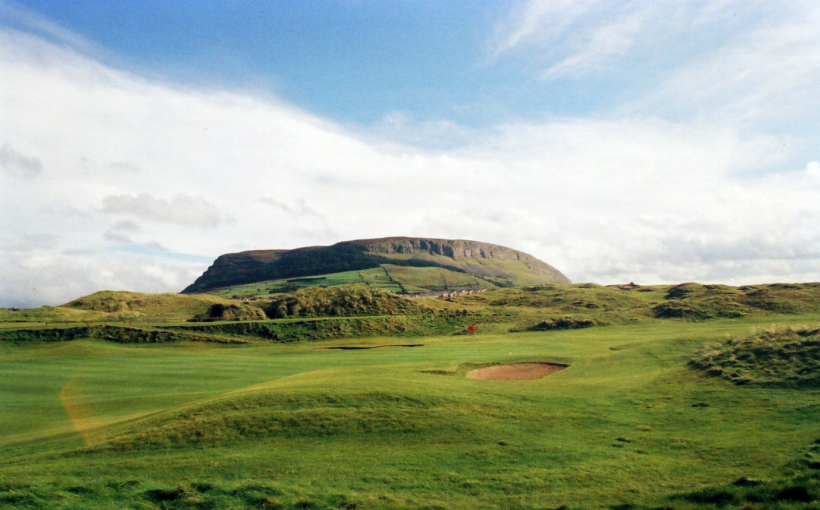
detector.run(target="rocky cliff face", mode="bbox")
[182,237,570,294]
[350,238,525,259]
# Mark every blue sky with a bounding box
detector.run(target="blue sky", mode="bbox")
[7,1,507,124]
[1,0,819,307]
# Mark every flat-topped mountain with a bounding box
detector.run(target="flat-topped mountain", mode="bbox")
[182,237,570,294]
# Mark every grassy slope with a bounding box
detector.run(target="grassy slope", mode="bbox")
[209,265,498,299]
[377,252,561,286]
[0,291,237,328]
[5,281,820,327]
[209,269,370,298]
[0,305,106,325]
[62,291,234,315]
[2,314,820,508]
[262,285,422,319]
[383,264,497,293]
[690,324,820,387]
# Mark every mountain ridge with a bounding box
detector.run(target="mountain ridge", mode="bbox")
[181,237,570,294]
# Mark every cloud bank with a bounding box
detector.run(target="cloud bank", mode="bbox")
[0,144,43,178]
[1,3,819,307]
[102,194,222,227]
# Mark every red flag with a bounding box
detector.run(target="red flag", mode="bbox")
[467,325,476,332]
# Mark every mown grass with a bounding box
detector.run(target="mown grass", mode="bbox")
[2,309,820,509]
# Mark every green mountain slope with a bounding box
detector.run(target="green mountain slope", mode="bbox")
[182,237,570,294]
[208,265,496,299]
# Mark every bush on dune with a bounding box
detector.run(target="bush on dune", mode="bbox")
[264,284,422,319]
[690,325,820,387]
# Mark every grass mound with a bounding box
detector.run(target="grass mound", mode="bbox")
[665,282,709,299]
[63,291,234,316]
[98,391,472,450]
[264,284,422,319]
[654,283,820,321]
[0,305,106,323]
[739,284,820,313]
[655,283,749,320]
[166,313,480,342]
[690,325,820,387]
[192,303,267,321]
[464,284,649,311]
[526,316,594,331]
[0,325,244,344]
[652,299,746,320]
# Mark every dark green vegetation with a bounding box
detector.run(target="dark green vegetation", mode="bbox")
[263,285,422,319]
[690,325,820,387]
[2,282,820,509]
[182,237,570,294]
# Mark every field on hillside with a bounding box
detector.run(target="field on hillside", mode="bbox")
[207,265,500,299]
[2,284,820,509]
[209,270,375,298]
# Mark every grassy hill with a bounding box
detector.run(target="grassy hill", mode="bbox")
[6,282,820,327]
[3,282,820,508]
[263,284,423,319]
[63,290,235,315]
[209,265,498,299]
[0,291,240,326]
[182,237,570,294]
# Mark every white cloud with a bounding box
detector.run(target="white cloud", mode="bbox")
[111,220,141,233]
[1,18,819,306]
[107,162,140,173]
[259,197,327,220]
[489,0,820,134]
[102,193,222,227]
[0,144,43,178]
[489,0,603,58]
[0,234,58,254]
[808,162,820,179]
[103,231,133,244]
[0,2,99,56]
[637,7,820,126]
[0,252,207,308]
[540,15,643,79]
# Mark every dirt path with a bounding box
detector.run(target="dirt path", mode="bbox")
[466,363,567,380]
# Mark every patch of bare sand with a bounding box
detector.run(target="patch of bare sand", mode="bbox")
[466,363,567,380]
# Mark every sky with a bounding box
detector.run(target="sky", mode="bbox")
[1,0,819,308]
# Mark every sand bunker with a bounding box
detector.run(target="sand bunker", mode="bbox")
[317,344,423,350]
[466,363,567,380]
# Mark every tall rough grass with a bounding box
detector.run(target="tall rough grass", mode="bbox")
[690,325,820,387]
[264,284,423,319]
